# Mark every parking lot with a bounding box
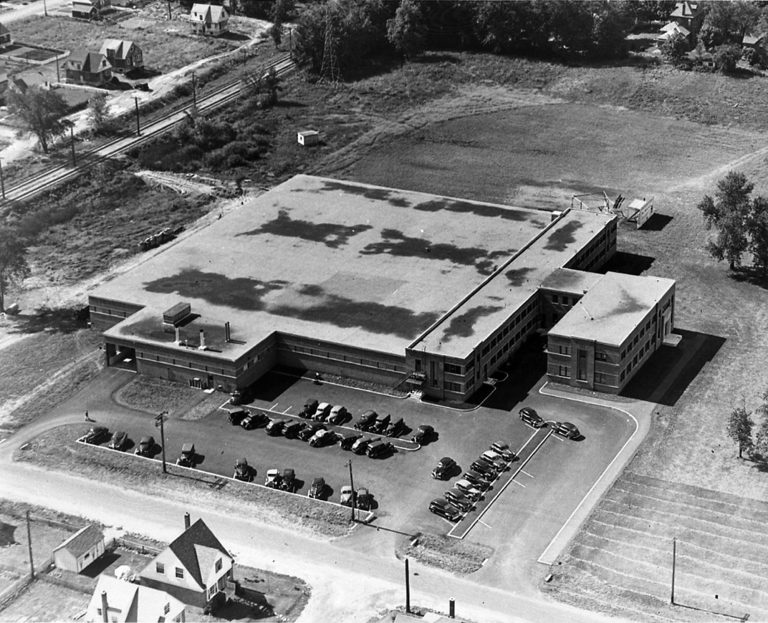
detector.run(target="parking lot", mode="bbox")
[66,360,635,575]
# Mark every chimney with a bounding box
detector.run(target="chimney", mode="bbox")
[198,329,206,351]
[175,327,181,345]
[225,322,231,343]
[184,512,190,530]
[101,591,108,623]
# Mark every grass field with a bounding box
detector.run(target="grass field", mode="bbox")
[0,580,88,621]
[15,424,353,538]
[12,15,233,74]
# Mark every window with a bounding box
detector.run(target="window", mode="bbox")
[595,372,607,384]
[558,365,569,377]
[215,558,223,572]
[444,381,462,392]
[175,567,184,579]
[430,361,437,387]
[444,363,462,375]
[595,351,607,361]
[156,562,165,574]
[559,345,571,355]
[552,294,559,303]
[577,350,587,381]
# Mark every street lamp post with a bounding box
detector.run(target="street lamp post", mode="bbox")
[347,459,356,523]
[155,411,168,474]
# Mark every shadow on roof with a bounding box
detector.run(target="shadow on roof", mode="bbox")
[236,209,373,248]
[597,251,655,276]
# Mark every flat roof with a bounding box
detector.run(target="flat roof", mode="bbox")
[540,268,603,296]
[95,175,563,360]
[548,272,675,347]
[411,210,615,357]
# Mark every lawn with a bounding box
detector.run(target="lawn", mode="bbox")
[12,15,234,74]
[15,424,353,538]
[113,376,211,417]
[0,580,89,621]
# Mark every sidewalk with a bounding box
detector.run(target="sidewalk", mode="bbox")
[536,381,656,565]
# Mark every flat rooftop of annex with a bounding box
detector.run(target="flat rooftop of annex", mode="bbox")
[93,175,615,360]
[548,271,675,347]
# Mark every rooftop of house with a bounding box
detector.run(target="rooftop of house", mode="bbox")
[67,49,110,72]
[547,271,675,346]
[100,39,136,59]
[165,519,231,589]
[94,175,615,361]
[54,524,104,557]
[190,3,227,21]
[86,575,185,623]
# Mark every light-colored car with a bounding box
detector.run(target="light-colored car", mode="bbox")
[340,485,354,506]
[265,468,281,488]
[328,405,349,425]
[455,479,482,501]
[313,402,332,421]
[309,429,335,447]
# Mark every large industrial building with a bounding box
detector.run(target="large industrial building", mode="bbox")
[89,175,675,400]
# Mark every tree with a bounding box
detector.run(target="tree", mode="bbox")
[713,43,742,74]
[698,171,753,269]
[268,23,282,48]
[700,1,759,48]
[747,196,768,274]
[386,0,427,61]
[752,393,768,458]
[0,227,30,313]
[8,86,71,154]
[88,92,111,134]
[727,405,754,459]
[262,66,282,106]
[660,31,689,66]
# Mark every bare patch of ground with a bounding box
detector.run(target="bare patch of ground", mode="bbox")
[397,533,492,575]
[113,376,209,417]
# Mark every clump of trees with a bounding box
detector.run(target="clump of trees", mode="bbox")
[698,172,768,274]
[0,226,29,313]
[293,0,636,80]
[8,86,71,154]
[728,390,768,460]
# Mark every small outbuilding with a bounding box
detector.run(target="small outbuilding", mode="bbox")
[72,0,111,19]
[297,130,319,146]
[53,524,105,573]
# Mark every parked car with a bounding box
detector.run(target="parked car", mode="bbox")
[445,488,474,513]
[134,436,155,457]
[241,411,268,430]
[354,410,378,430]
[283,421,305,439]
[519,407,545,428]
[469,459,498,479]
[351,436,372,455]
[462,470,491,489]
[265,418,287,436]
[366,439,394,459]
[371,413,391,434]
[299,399,319,418]
[313,402,332,421]
[108,431,129,451]
[327,405,349,425]
[84,426,109,445]
[308,477,328,499]
[309,429,336,448]
[340,485,354,506]
[490,441,517,461]
[265,468,282,488]
[340,433,361,451]
[412,424,435,444]
[176,443,196,467]
[455,478,482,501]
[233,458,254,482]
[480,450,509,471]
[280,468,296,492]
[385,417,406,437]
[229,389,246,406]
[227,409,248,426]
[554,421,580,439]
[429,498,461,521]
[356,488,373,511]
[299,422,325,442]
[432,456,457,480]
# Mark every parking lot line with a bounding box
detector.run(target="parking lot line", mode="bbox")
[282,406,293,414]
[512,480,526,488]
[218,399,231,411]
[520,470,535,478]
[270,402,280,411]
[477,519,492,529]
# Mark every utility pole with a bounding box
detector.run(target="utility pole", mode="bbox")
[347,460,356,523]
[288,28,293,60]
[70,126,76,166]
[55,54,60,83]
[155,411,167,474]
[404,558,411,614]
[134,96,141,136]
[0,159,6,200]
[26,511,34,580]
[191,71,196,108]
[166,0,171,20]
[43,0,47,16]
[670,537,677,605]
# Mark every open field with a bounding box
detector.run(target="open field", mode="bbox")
[12,15,234,74]
[0,580,88,621]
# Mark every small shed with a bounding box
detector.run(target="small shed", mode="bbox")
[297,130,320,147]
[53,524,105,573]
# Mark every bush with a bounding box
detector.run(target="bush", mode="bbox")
[714,44,742,74]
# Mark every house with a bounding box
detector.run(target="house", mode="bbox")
[72,0,111,19]
[743,32,766,48]
[139,516,234,608]
[100,39,143,73]
[65,50,112,86]
[53,524,105,573]
[669,1,705,34]
[8,71,49,95]
[189,3,229,36]
[0,23,11,48]
[658,21,691,45]
[86,575,186,623]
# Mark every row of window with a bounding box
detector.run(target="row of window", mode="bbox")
[551,294,579,306]
[444,381,462,393]
[480,298,538,357]
[138,351,229,375]
[619,338,655,382]
[278,343,406,373]
[568,225,615,271]
[444,362,462,375]
[619,316,657,360]
[555,366,616,386]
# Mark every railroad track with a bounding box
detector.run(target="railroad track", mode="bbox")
[1,53,295,207]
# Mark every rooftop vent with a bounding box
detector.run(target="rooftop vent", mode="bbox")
[163,302,191,327]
